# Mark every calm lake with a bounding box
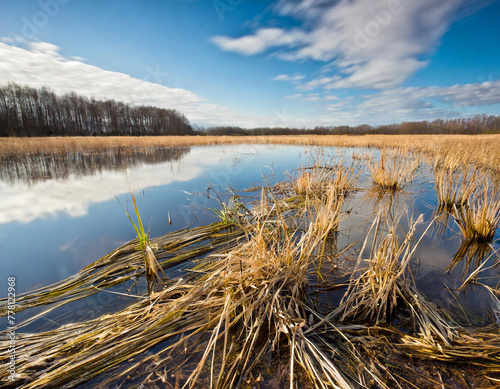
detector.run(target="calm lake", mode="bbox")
[1,144,499,332]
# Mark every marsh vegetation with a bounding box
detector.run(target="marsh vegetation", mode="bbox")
[1,141,499,388]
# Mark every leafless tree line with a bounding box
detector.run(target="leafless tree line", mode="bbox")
[204,114,500,136]
[0,83,193,137]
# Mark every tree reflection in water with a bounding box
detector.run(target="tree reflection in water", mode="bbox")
[0,146,191,186]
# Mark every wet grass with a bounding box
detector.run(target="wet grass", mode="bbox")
[117,191,166,294]
[1,147,500,388]
[453,183,500,243]
[369,149,420,192]
[434,167,478,210]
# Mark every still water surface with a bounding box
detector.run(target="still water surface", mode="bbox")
[0,144,498,327]
[0,145,324,295]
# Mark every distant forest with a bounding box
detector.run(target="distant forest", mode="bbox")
[1,83,499,137]
[204,115,500,136]
[0,83,193,137]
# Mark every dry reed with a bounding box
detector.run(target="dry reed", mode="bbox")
[3,134,500,172]
[369,149,420,192]
[434,168,478,209]
[454,182,500,243]
[1,188,370,388]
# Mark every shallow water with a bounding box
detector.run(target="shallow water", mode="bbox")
[0,144,304,295]
[0,144,499,331]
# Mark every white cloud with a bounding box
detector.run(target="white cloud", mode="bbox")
[341,80,500,124]
[277,80,500,127]
[211,28,306,56]
[1,37,16,43]
[431,81,500,107]
[360,81,500,112]
[297,76,339,90]
[284,93,303,99]
[0,39,267,128]
[212,0,484,90]
[301,92,321,101]
[273,73,305,82]
[302,97,321,101]
[28,41,60,54]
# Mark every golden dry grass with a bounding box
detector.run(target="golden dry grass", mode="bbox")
[2,134,500,171]
[368,149,420,192]
[434,168,478,208]
[1,157,500,388]
[454,183,500,243]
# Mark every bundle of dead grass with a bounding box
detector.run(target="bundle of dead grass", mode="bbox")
[2,186,371,388]
[434,168,478,209]
[3,164,500,388]
[293,161,356,203]
[369,149,420,193]
[453,182,500,243]
[333,212,456,344]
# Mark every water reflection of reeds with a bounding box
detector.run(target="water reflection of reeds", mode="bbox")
[447,239,494,271]
[0,146,190,185]
[434,203,456,237]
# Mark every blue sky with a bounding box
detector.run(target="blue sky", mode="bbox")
[0,0,499,128]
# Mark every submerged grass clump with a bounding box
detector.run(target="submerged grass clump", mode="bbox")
[293,156,356,202]
[351,149,372,161]
[334,212,455,344]
[454,182,500,243]
[434,167,478,209]
[369,149,420,193]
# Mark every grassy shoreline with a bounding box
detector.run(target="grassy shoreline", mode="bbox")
[2,134,500,151]
[2,134,500,172]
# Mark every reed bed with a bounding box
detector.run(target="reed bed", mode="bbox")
[2,173,368,388]
[434,168,478,209]
[351,149,373,161]
[434,167,500,278]
[333,212,456,343]
[2,134,500,173]
[454,183,500,243]
[293,162,356,201]
[368,149,420,192]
